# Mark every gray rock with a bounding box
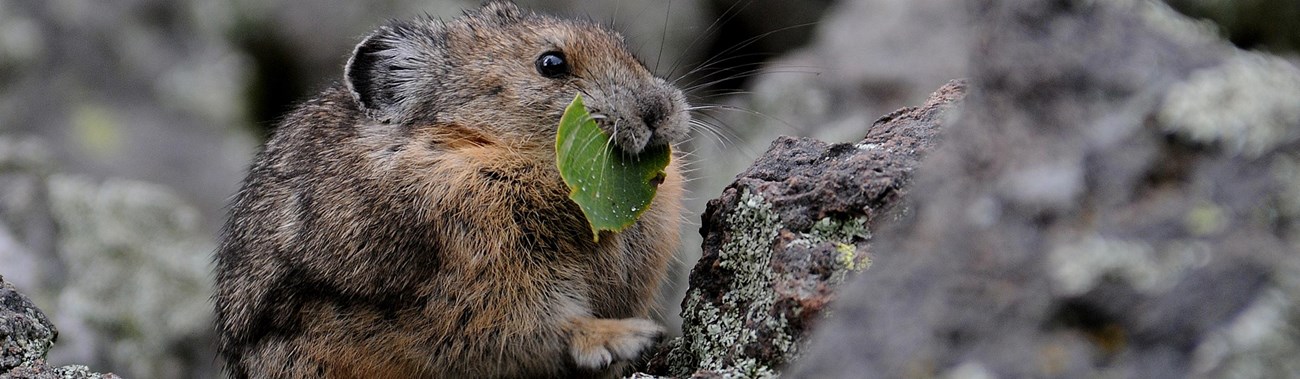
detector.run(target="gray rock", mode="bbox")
[0,0,257,232]
[644,81,965,378]
[2,276,119,379]
[4,364,122,379]
[674,0,974,331]
[788,0,1300,378]
[0,137,57,295]
[1,135,216,378]
[1,276,55,373]
[44,176,215,379]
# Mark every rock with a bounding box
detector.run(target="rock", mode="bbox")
[1,276,55,373]
[0,0,259,233]
[0,137,57,295]
[44,176,216,379]
[1,135,216,378]
[787,0,1300,378]
[672,0,975,331]
[4,363,122,379]
[1,276,119,379]
[644,81,966,378]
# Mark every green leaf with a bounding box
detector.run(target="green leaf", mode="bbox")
[556,94,671,241]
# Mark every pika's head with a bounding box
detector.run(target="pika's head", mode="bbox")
[344,1,688,155]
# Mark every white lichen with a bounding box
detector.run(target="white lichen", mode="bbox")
[45,175,214,378]
[671,189,872,377]
[1159,52,1300,158]
[1191,287,1300,378]
[1272,155,1300,222]
[675,189,785,378]
[52,364,116,379]
[942,360,999,379]
[1048,234,1212,296]
[1085,0,1223,48]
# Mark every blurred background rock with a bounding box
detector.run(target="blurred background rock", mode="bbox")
[0,0,1294,378]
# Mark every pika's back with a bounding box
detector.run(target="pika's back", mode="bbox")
[214,1,687,378]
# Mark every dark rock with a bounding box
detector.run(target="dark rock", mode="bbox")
[1,276,119,379]
[673,0,975,331]
[1,276,55,373]
[4,362,123,379]
[644,80,965,378]
[788,1,1300,378]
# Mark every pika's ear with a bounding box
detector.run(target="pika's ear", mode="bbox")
[345,22,423,119]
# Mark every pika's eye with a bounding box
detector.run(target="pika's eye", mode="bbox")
[535,51,569,79]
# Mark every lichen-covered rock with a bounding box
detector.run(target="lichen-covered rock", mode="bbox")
[671,0,975,331]
[4,362,123,379]
[0,137,56,297]
[44,176,215,379]
[1,276,119,379]
[2,135,215,378]
[787,1,1300,378]
[1,276,55,373]
[644,81,965,378]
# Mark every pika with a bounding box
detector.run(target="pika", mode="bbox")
[212,2,688,378]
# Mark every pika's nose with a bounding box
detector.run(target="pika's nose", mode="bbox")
[639,97,668,132]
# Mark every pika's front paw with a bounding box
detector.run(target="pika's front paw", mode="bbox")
[567,317,664,369]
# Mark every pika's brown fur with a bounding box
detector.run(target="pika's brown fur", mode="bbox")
[212,2,688,378]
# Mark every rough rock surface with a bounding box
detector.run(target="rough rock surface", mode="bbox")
[1,276,119,379]
[1,276,54,374]
[673,0,975,330]
[643,81,965,378]
[788,0,1300,378]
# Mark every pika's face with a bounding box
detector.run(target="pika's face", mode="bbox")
[344,1,689,156]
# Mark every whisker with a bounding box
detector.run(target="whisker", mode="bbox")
[682,66,823,94]
[611,0,621,29]
[674,54,776,88]
[701,104,798,136]
[687,111,773,157]
[688,119,731,147]
[703,21,819,70]
[671,21,819,90]
[664,0,754,80]
[654,0,672,74]
[597,121,620,187]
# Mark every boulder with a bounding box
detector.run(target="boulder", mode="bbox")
[1,276,119,379]
[788,1,1300,378]
[645,81,966,378]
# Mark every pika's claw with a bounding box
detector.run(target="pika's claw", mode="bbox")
[568,317,664,369]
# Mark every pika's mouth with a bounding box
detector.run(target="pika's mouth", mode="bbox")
[579,81,689,156]
[587,110,654,155]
